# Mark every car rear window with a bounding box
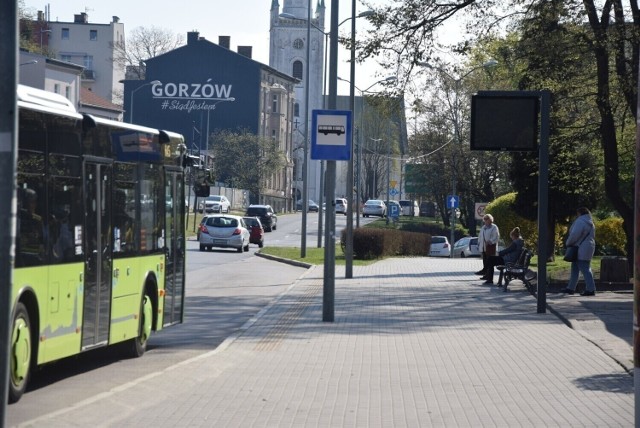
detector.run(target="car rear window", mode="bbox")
[431,237,446,244]
[247,208,266,216]
[208,217,237,227]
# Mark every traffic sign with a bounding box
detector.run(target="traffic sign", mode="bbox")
[447,195,459,209]
[311,109,352,160]
[390,188,398,196]
[475,202,488,220]
[390,203,400,218]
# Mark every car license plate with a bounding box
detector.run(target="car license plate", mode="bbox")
[214,239,226,245]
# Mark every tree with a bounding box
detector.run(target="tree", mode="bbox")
[360,0,638,258]
[210,129,284,200]
[358,95,401,201]
[112,26,185,80]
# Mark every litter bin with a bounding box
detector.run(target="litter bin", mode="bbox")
[600,256,629,283]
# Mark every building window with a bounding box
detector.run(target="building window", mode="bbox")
[61,28,69,39]
[272,130,276,139]
[292,60,303,80]
[293,38,304,50]
[65,86,71,100]
[294,102,300,117]
[272,95,278,113]
[54,84,60,94]
[84,55,93,70]
[90,30,97,41]
[60,54,71,62]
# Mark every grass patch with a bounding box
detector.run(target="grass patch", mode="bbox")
[530,255,602,283]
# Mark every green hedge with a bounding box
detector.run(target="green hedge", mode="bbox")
[341,228,431,260]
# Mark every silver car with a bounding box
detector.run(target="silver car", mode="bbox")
[362,199,387,217]
[198,214,250,252]
[199,195,231,213]
[453,237,481,258]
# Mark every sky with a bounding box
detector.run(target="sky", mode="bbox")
[23,0,386,95]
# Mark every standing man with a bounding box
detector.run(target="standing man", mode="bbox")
[476,213,500,280]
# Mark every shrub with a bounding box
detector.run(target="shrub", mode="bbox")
[341,228,430,259]
[594,217,626,255]
[485,193,539,249]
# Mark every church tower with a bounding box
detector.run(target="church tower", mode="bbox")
[269,0,326,202]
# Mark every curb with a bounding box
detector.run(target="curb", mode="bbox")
[255,251,314,269]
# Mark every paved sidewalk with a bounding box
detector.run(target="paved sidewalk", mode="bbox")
[17,258,633,427]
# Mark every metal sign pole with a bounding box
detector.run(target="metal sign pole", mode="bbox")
[0,0,18,414]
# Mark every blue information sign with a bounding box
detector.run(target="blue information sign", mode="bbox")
[447,195,459,209]
[311,109,352,160]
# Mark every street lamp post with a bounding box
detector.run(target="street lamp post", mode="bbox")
[129,80,161,123]
[344,5,375,277]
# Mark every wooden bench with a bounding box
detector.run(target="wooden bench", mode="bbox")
[496,248,534,292]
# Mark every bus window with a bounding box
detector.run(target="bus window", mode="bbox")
[16,183,47,267]
[49,176,83,263]
[114,162,138,255]
[140,164,165,252]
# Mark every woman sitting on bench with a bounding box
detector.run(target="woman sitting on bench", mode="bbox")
[482,227,524,285]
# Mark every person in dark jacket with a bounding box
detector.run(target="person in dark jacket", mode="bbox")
[561,207,597,296]
[482,227,525,285]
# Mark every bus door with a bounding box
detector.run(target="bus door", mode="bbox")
[82,158,113,349]
[163,168,185,326]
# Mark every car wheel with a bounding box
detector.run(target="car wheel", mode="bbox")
[460,253,466,258]
[258,240,264,248]
[199,244,205,251]
[237,246,243,253]
[244,243,249,252]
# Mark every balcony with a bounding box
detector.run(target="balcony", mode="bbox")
[82,69,96,81]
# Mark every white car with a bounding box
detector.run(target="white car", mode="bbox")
[399,200,418,216]
[363,199,386,217]
[198,214,250,252]
[335,198,348,215]
[199,195,231,213]
[429,236,451,257]
[453,237,481,258]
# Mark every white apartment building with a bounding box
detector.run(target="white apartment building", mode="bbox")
[39,10,125,104]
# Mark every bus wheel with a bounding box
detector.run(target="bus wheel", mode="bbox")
[127,294,152,358]
[9,302,32,403]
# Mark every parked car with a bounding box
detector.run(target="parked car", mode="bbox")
[335,198,348,215]
[245,204,278,231]
[419,201,436,217]
[296,199,319,212]
[429,235,451,257]
[399,200,418,216]
[452,236,506,258]
[362,199,386,217]
[453,237,480,258]
[199,195,231,213]
[198,214,250,252]
[243,216,265,248]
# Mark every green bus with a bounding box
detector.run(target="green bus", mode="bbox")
[9,85,187,403]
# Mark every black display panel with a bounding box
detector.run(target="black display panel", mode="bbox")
[470,95,539,151]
